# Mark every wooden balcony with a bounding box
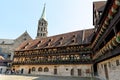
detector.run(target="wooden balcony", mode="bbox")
[13,59,92,65]
[94,46,120,63]
[14,45,92,57]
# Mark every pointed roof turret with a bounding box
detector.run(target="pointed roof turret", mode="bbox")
[40,3,46,20]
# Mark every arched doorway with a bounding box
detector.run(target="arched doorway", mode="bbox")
[28,68,31,74]
[44,67,49,72]
[38,67,42,72]
[71,69,74,76]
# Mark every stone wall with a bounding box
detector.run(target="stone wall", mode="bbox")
[0,31,32,61]
[13,64,92,77]
[97,55,120,80]
[0,66,7,74]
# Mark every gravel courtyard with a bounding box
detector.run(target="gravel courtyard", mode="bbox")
[0,74,100,80]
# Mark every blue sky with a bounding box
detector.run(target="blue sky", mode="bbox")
[0,0,106,39]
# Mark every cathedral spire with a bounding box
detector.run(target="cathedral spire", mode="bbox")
[40,3,46,20]
[36,4,48,39]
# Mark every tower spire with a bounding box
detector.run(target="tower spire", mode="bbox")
[36,3,48,39]
[40,3,46,20]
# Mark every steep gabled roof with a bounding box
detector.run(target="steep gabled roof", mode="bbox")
[93,1,106,11]
[16,28,95,51]
[15,31,32,40]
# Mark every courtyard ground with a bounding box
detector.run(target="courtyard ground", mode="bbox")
[0,74,101,80]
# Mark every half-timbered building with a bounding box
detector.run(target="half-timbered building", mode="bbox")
[93,0,120,80]
[13,0,120,80]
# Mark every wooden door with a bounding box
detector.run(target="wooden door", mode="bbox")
[71,69,74,76]
[54,68,57,75]
[21,69,24,74]
[28,68,31,74]
[104,64,109,80]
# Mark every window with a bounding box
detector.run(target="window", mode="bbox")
[43,33,45,36]
[41,28,43,31]
[78,69,81,76]
[42,23,44,26]
[37,33,39,36]
[40,22,44,26]
[44,67,49,72]
[2,41,4,44]
[108,62,111,68]
[71,39,75,43]
[116,60,119,66]
[32,67,36,71]
[49,39,52,42]
[24,38,26,41]
[38,67,42,72]
[8,54,11,58]
[86,69,90,73]
[38,27,40,30]
[60,37,64,40]
[41,33,42,36]
[73,35,76,38]
[66,68,68,71]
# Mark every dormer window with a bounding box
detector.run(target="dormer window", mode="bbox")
[38,41,41,44]
[48,43,51,46]
[46,43,49,46]
[37,41,42,47]
[25,43,30,49]
[37,44,40,47]
[60,37,64,40]
[71,39,75,43]
[49,39,52,42]
[73,35,76,38]
[25,46,27,49]
[23,43,30,49]
[58,42,62,45]
[45,42,51,47]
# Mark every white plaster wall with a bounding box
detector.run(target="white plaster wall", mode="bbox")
[98,55,120,80]
[14,64,92,77]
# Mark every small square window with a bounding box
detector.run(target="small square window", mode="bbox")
[66,68,68,71]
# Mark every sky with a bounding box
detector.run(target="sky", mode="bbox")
[0,0,106,39]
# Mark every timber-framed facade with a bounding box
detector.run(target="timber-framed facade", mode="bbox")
[13,29,94,76]
[13,0,120,80]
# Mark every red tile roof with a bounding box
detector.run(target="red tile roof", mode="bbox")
[16,29,95,51]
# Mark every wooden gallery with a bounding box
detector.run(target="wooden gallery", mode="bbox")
[13,0,120,80]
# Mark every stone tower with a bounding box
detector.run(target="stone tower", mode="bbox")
[36,4,48,38]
